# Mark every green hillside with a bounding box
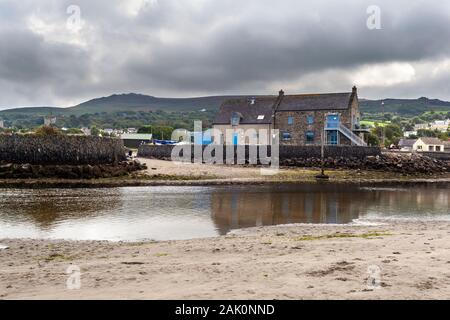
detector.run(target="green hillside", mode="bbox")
[360,97,450,116]
[66,93,240,115]
[1,93,450,129]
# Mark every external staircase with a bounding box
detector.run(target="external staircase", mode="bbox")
[325,123,367,147]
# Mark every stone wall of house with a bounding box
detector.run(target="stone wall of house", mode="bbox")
[138,144,381,161]
[274,109,353,146]
[0,135,126,165]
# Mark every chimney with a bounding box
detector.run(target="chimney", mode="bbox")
[352,86,357,94]
[278,89,285,97]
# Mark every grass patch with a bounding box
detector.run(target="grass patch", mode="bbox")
[41,253,78,262]
[127,241,149,247]
[360,120,391,127]
[155,253,169,257]
[296,232,392,241]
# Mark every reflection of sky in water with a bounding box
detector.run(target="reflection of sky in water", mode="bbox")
[0,184,449,241]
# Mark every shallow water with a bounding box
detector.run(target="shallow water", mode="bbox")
[0,184,449,241]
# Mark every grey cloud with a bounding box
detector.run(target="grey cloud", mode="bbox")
[0,0,450,107]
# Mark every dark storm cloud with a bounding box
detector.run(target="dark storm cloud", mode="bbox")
[0,0,450,107]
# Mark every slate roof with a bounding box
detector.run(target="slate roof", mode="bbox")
[419,137,444,145]
[277,92,354,111]
[213,97,277,125]
[398,139,417,147]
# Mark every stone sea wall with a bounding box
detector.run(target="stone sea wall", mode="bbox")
[137,144,450,174]
[138,144,381,161]
[0,135,126,165]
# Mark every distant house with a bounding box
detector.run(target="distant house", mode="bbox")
[81,127,91,136]
[213,87,367,146]
[103,128,114,135]
[430,120,450,132]
[120,133,153,148]
[398,139,416,151]
[413,137,445,152]
[403,131,417,138]
[127,128,138,134]
[414,120,449,133]
[44,116,57,126]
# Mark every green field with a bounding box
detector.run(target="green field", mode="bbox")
[360,120,391,128]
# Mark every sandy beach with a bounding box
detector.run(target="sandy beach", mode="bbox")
[2,220,450,300]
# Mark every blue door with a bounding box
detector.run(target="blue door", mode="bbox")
[233,133,239,145]
[327,130,338,145]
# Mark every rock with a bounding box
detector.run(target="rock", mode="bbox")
[280,152,450,174]
[0,163,13,172]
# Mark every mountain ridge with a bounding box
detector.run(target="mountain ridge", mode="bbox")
[1,93,450,117]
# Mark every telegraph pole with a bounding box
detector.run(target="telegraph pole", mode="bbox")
[381,101,386,148]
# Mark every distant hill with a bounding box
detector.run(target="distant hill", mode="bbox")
[1,94,450,118]
[66,93,242,115]
[360,97,450,116]
[0,106,66,116]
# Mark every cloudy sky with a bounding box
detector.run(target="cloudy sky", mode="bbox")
[1,0,450,108]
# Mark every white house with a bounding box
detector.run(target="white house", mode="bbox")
[430,120,450,132]
[413,137,445,152]
[403,131,417,138]
[414,120,449,133]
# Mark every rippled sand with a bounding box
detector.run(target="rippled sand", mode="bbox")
[1,220,450,299]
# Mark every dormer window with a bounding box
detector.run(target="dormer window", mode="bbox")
[231,112,241,126]
[257,115,265,120]
[248,98,256,105]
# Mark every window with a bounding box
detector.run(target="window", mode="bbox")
[307,115,314,125]
[288,116,294,125]
[257,115,265,120]
[429,146,434,151]
[282,132,291,141]
[306,131,315,144]
[326,114,340,129]
[436,146,441,152]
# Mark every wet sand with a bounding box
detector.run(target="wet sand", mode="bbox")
[1,220,450,299]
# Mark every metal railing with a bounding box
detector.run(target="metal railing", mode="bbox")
[338,123,367,146]
[324,122,367,146]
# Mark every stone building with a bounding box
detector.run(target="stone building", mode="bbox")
[212,96,277,145]
[213,87,367,146]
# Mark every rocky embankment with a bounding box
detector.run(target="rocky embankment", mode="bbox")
[281,153,450,174]
[0,160,147,179]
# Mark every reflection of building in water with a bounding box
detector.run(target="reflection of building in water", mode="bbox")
[210,186,366,235]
